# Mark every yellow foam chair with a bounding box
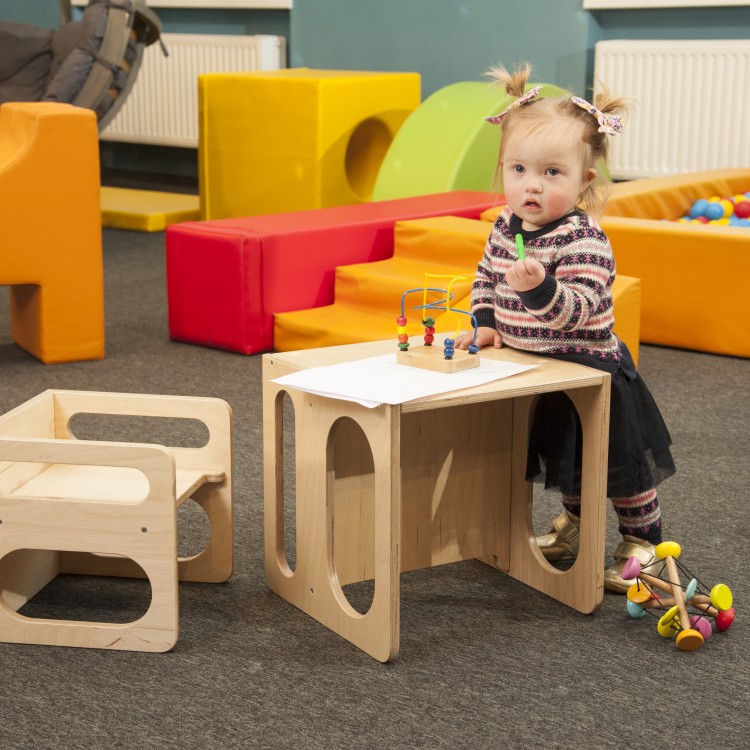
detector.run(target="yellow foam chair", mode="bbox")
[0,102,104,363]
[198,68,421,219]
[601,168,750,358]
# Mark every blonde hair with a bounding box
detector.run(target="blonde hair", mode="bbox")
[486,63,629,215]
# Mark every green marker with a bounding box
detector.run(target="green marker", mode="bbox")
[515,233,526,260]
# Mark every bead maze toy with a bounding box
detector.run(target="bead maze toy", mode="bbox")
[624,541,735,651]
[396,274,480,373]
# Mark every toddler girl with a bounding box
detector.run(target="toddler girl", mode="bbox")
[454,63,675,592]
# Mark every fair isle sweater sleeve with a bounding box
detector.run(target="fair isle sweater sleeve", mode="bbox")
[471,230,501,330]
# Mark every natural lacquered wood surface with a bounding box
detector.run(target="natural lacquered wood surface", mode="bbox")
[0,390,233,652]
[263,339,610,661]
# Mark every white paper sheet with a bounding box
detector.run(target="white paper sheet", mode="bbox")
[271,353,538,408]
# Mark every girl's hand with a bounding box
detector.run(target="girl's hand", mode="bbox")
[506,257,545,292]
[453,326,503,350]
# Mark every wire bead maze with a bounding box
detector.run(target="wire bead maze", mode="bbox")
[396,274,480,373]
[623,540,735,651]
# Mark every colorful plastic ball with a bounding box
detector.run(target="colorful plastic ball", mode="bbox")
[690,198,709,218]
[719,199,734,217]
[705,202,724,221]
[734,200,750,219]
[716,607,735,632]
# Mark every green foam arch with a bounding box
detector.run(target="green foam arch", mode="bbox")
[372,81,566,201]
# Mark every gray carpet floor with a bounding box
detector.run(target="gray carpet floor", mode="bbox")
[0,227,748,749]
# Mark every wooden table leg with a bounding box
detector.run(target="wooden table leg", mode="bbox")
[264,382,401,662]
[508,381,610,613]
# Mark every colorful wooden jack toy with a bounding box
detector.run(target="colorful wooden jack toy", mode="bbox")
[624,541,735,651]
[396,274,480,373]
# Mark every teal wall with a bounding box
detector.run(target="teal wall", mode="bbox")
[589,6,750,40]
[290,0,591,98]
[3,0,59,27]
[6,1,750,179]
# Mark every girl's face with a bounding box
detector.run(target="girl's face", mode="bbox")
[501,128,596,232]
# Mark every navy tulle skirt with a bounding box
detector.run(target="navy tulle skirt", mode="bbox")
[526,344,675,498]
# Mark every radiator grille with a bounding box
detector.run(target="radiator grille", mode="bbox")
[101,33,286,147]
[593,39,750,180]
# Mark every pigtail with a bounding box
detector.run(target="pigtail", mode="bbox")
[485,62,532,99]
[593,85,631,123]
[573,85,631,214]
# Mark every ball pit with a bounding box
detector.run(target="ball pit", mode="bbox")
[599,168,750,358]
[680,192,750,227]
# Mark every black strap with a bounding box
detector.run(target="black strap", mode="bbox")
[59,0,73,25]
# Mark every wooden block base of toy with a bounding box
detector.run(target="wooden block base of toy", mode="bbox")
[397,345,479,372]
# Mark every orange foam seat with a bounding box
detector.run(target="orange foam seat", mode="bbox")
[0,102,104,363]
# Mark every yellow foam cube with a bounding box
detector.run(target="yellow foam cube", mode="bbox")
[199,69,420,219]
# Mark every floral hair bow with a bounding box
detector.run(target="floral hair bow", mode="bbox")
[485,85,542,125]
[571,96,625,135]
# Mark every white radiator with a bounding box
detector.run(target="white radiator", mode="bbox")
[101,33,287,147]
[593,39,750,180]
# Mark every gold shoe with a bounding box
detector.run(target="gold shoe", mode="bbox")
[535,510,580,562]
[604,535,657,594]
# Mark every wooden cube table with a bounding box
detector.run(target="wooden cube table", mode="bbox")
[263,340,611,662]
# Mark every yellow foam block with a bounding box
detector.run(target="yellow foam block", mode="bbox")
[101,187,200,232]
[274,213,641,365]
[199,68,421,219]
[0,102,104,363]
[602,168,750,357]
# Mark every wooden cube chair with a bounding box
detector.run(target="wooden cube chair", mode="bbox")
[0,390,232,652]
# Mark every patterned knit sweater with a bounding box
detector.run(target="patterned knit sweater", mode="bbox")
[471,206,623,372]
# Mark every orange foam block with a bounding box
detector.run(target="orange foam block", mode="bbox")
[0,102,104,363]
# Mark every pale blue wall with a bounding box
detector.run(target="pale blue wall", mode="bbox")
[3,0,59,27]
[589,6,750,41]
[290,0,591,97]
